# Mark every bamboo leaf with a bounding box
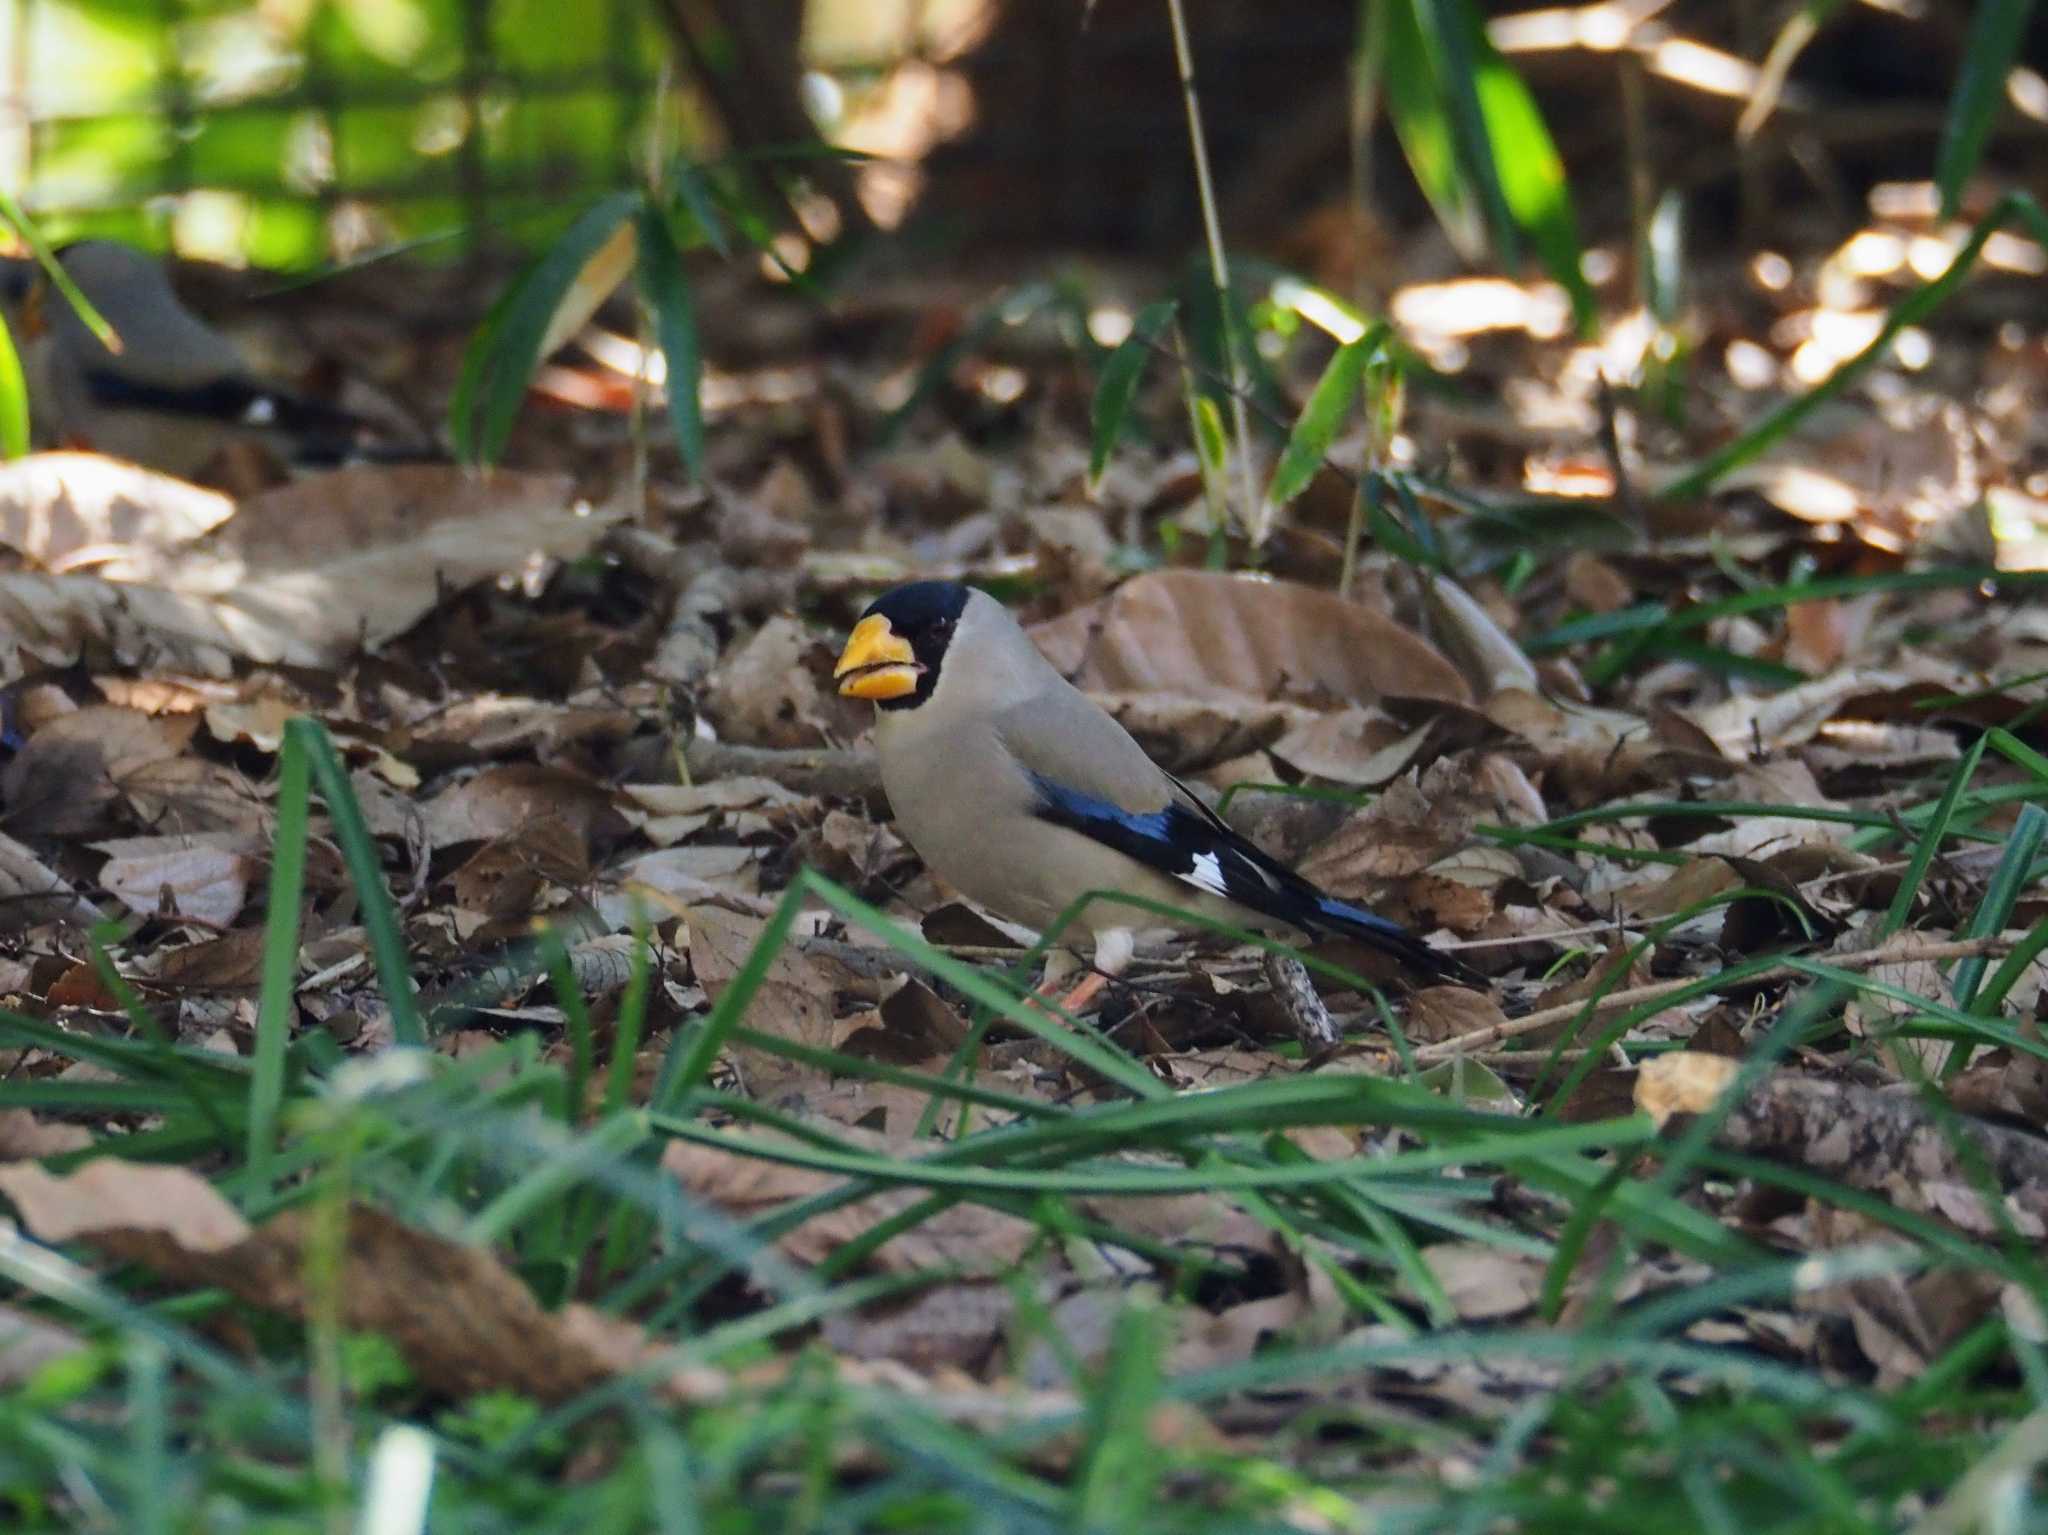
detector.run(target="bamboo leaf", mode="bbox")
[1375,0,1483,257]
[1266,336,1372,510]
[1088,299,1178,488]
[636,204,708,482]
[0,313,27,459]
[1472,36,1594,333]
[451,191,643,465]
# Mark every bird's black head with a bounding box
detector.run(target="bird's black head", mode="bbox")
[833,580,971,711]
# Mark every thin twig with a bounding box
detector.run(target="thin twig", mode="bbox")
[1264,950,1341,1051]
[1164,0,1261,541]
[1413,936,2017,1062]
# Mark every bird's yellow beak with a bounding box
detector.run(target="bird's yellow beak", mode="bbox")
[834,614,922,700]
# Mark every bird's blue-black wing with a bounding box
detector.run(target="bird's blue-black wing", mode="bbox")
[1024,773,1469,980]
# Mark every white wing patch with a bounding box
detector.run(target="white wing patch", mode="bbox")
[1184,850,1229,896]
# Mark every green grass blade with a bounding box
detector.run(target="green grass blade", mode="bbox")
[248,722,312,1187]
[0,187,117,348]
[602,909,654,1122]
[1935,0,2036,218]
[1951,800,2047,1015]
[1071,1301,1166,1527]
[289,717,423,1046]
[1088,297,1178,487]
[1882,732,1986,939]
[636,202,709,481]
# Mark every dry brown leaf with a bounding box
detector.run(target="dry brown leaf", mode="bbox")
[1681,660,1973,759]
[1722,399,1976,544]
[1563,553,1634,614]
[0,1108,93,1158]
[823,1281,1016,1372]
[0,1157,717,1404]
[621,776,809,846]
[96,834,255,927]
[1,707,197,837]
[686,905,839,1087]
[662,1130,1040,1274]
[421,763,622,853]
[0,452,234,570]
[1617,856,1746,921]
[1403,985,1510,1046]
[166,466,607,652]
[1269,708,1433,787]
[702,616,866,749]
[150,928,269,991]
[1634,1052,1739,1126]
[0,468,606,680]
[1029,569,1469,707]
[397,694,639,761]
[1296,756,1519,895]
[448,820,589,917]
[1417,1242,1546,1321]
[1422,576,1541,695]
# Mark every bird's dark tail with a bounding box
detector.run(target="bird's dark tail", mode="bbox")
[1302,893,1481,986]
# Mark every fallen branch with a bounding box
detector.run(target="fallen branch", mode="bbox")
[681,740,881,800]
[1413,936,2015,1062]
[1636,1052,2048,1239]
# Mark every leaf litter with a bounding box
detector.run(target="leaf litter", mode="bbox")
[0,203,2043,1518]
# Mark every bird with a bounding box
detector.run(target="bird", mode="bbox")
[834,579,1476,1010]
[1,240,413,479]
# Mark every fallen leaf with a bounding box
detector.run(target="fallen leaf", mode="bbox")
[0,1157,702,1404]
[686,905,840,1088]
[421,763,623,853]
[1417,1242,1546,1320]
[1,707,196,837]
[1029,569,1470,708]
[97,835,255,926]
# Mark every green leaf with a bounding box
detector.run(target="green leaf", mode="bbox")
[1365,470,1441,570]
[1373,0,1591,332]
[0,313,28,459]
[450,191,642,464]
[635,204,708,481]
[1266,336,1372,510]
[1935,0,2036,218]
[1087,298,1178,488]
[1191,392,1229,482]
[1071,1302,1166,1527]
[665,157,731,257]
[1375,0,1483,257]
[1462,4,1594,332]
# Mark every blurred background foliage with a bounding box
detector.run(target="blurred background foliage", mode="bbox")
[0,0,2040,293]
[0,0,987,267]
